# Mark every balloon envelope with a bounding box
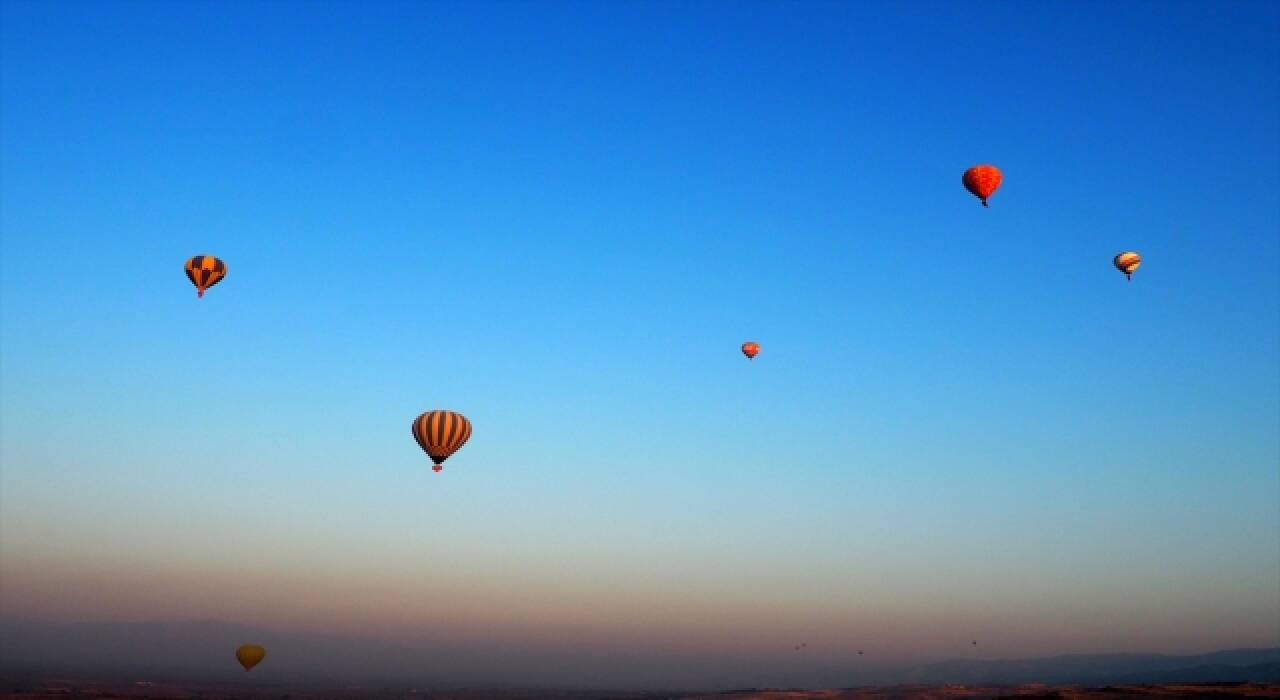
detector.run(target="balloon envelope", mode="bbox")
[741,342,760,360]
[1114,251,1141,279]
[236,644,265,672]
[412,410,472,471]
[962,165,1002,207]
[185,255,227,298]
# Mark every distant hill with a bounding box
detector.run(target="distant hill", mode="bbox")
[893,648,1280,684]
[1106,661,1280,684]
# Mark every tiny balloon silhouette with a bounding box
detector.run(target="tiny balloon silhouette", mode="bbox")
[741,341,760,360]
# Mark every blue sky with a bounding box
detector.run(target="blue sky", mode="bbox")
[1,0,1277,686]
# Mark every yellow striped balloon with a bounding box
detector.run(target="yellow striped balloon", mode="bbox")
[185,255,227,298]
[411,410,472,473]
[1113,251,1141,281]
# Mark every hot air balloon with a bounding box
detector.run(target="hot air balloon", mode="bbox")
[185,255,227,298]
[857,650,864,656]
[962,165,1002,207]
[1114,251,1141,280]
[741,342,760,360]
[412,410,472,473]
[236,644,265,672]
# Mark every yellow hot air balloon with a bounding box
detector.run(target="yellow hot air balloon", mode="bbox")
[411,410,472,473]
[236,644,265,672]
[1114,251,1141,280]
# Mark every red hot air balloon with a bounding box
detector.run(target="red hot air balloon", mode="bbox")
[411,410,472,473]
[741,342,760,360]
[962,165,1003,207]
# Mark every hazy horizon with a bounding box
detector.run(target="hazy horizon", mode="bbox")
[3,617,1277,690]
[2,0,1277,691]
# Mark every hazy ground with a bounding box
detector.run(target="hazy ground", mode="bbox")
[1,680,1278,700]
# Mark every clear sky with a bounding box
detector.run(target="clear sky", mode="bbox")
[2,0,1278,688]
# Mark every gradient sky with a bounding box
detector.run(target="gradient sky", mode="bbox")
[2,0,1278,688]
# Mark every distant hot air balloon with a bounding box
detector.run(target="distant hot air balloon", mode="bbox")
[411,410,472,473]
[857,650,864,656]
[962,165,1002,207]
[236,644,265,672]
[1114,251,1141,280]
[185,255,227,298]
[741,342,760,360]
[972,640,978,646]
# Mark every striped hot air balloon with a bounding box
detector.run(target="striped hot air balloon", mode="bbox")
[185,255,227,298]
[1114,251,1141,280]
[741,341,760,360]
[411,410,472,473]
[962,165,1003,207]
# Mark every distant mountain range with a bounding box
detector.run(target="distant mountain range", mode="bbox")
[893,648,1280,685]
[1,618,1277,689]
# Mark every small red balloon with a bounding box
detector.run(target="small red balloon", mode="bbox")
[962,165,1003,207]
[741,342,760,360]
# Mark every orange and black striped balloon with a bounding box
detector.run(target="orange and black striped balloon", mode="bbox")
[411,410,472,473]
[185,255,227,298]
[962,165,1003,207]
[1114,251,1141,280]
[741,341,760,360]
